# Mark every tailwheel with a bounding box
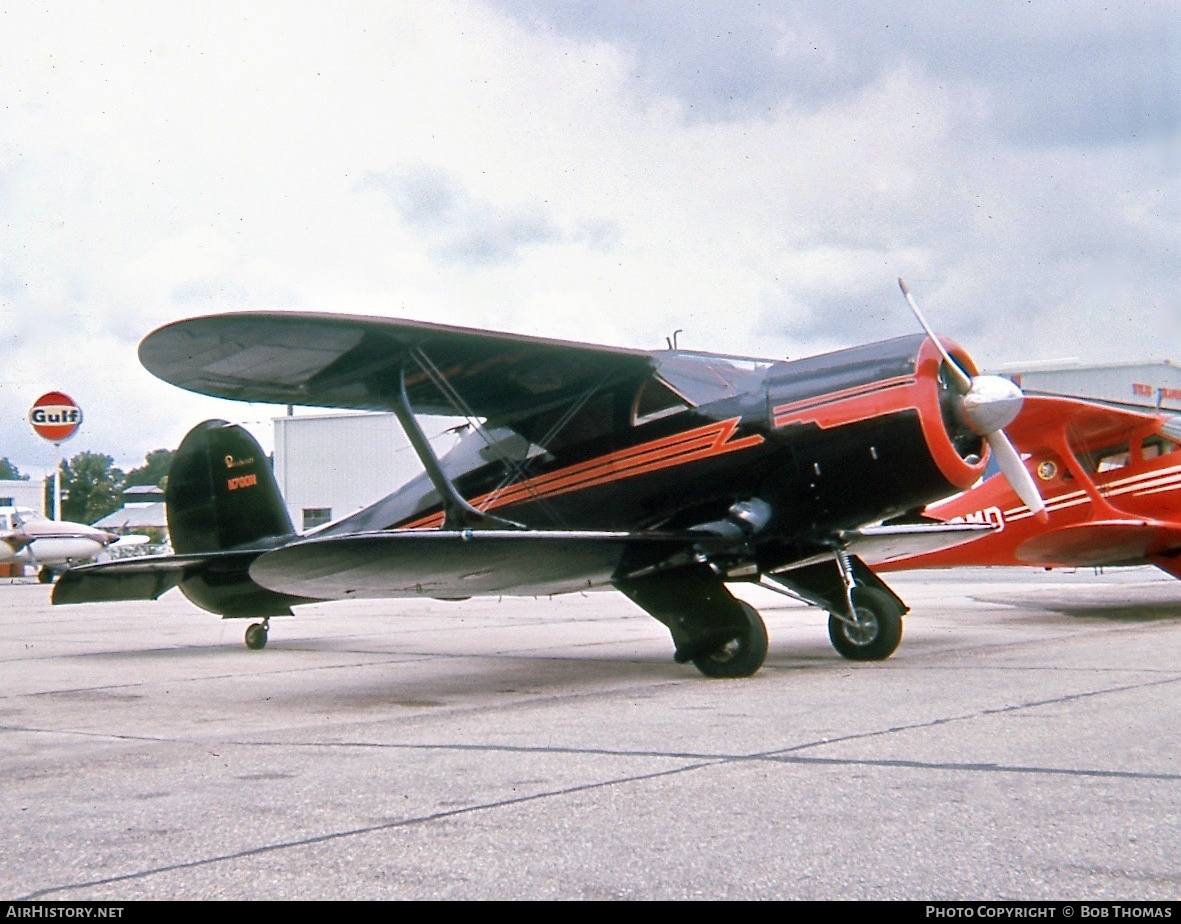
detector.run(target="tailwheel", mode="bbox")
[692,601,768,679]
[244,620,269,650]
[828,586,903,661]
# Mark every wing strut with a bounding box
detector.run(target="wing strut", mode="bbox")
[408,345,555,515]
[392,365,521,530]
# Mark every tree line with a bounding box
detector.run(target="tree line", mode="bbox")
[0,450,174,524]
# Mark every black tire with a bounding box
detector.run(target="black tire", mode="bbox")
[244,623,268,650]
[828,586,903,661]
[37,568,55,585]
[692,601,769,678]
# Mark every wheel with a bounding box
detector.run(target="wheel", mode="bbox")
[38,567,55,584]
[827,586,903,661]
[244,622,268,650]
[692,601,768,678]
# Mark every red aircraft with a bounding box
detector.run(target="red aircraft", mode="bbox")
[877,395,1181,580]
[53,282,1045,677]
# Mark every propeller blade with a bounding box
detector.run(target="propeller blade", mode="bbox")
[899,277,1046,520]
[898,278,973,393]
[986,430,1047,520]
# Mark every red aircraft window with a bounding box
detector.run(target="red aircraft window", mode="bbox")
[1094,444,1131,472]
[1142,436,1180,460]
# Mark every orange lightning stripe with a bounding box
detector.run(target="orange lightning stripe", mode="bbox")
[401,417,764,529]
[773,375,916,429]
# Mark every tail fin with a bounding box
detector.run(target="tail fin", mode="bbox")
[167,420,294,554]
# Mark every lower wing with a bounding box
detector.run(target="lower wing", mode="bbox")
[53,522,995,607]
[247,529,695,600]
[1014,519,1181,568]
[773,522,996,571]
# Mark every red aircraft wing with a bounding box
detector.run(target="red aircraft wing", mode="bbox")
[1013,519,1180,566]
[1001,395,1163,455]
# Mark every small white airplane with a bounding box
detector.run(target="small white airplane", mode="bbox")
[0,507,146,583]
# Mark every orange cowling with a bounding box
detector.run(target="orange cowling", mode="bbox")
[912,337,990,492]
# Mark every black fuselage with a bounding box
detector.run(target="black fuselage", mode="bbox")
[319,334,978,572]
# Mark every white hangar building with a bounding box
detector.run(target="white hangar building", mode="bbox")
[272,411,460,533]
[0,479,45,513]
[997,359,1181,414]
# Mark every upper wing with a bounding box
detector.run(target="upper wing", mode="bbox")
[139,311,658,422]
[1003,394,1165,454]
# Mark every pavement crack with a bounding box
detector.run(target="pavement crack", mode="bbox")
[19,757,723,900]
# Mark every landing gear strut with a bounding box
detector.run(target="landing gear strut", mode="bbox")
[244,619,270,650]
[826,547,903,661]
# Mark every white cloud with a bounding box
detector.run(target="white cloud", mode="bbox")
[0,0,1176,477]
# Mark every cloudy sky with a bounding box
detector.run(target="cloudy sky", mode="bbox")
[1,0,1178,477]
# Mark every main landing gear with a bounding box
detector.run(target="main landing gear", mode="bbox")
[759,549,906,663]
[690,599,769,679]
[826,586,903,661]
[825,549,904,661]
[244,618,270,650]
[615,565,770,679]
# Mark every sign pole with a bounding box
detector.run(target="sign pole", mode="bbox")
[54,444,62,521]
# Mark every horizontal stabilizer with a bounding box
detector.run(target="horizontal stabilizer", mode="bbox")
[52,551,260,606]
[249,529,693,600]
[110,535,151,549]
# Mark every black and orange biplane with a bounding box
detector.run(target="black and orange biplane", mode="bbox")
[54,283,1044,677]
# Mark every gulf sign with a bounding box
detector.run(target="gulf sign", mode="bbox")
[29,392,83,442]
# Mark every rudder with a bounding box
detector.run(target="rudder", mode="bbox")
[167,420,294,554]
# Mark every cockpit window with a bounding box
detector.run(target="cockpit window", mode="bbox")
[1091,442,1131,473]
[1142,436,1180,460]
[1079,434,1180,474]
[514,390,621,453]
[653,353,768,406]
[632,379,690,426]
